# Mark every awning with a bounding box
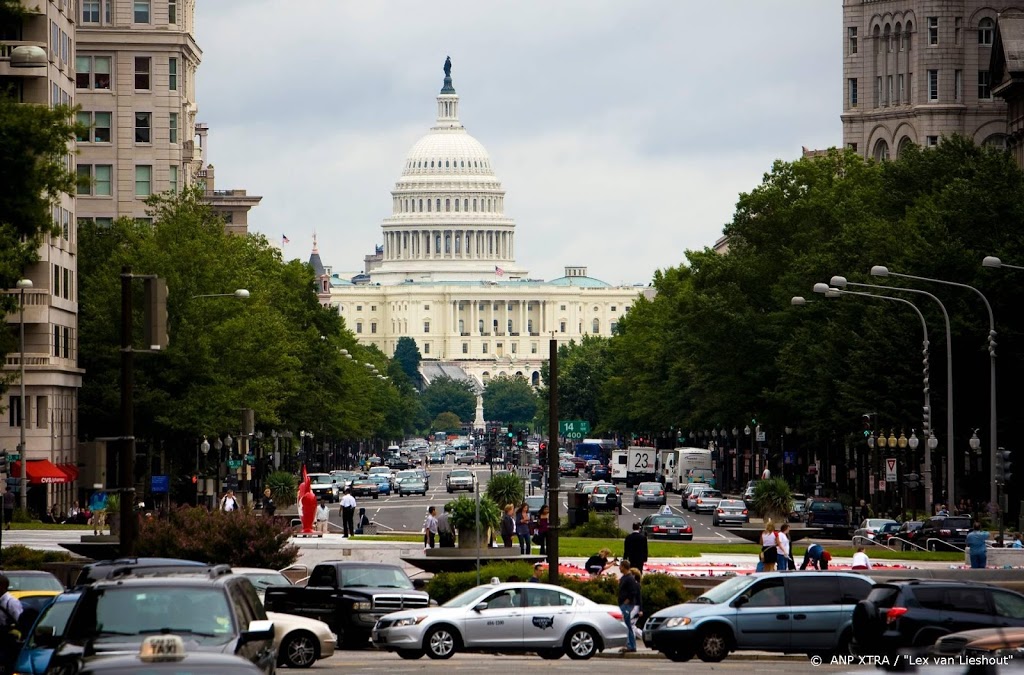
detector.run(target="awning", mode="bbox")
[11,459,70,485]
[59,463,79,481]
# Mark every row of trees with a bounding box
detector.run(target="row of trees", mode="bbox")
[548,138,1024,505]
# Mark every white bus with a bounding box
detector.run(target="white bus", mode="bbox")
[674,447,715,491]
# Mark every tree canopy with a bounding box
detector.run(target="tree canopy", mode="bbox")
[482,374,539,425]
[420,375,476,423]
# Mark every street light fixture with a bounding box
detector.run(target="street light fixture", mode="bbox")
[830,275,956,508]
[190,289,250,299]
[872,264,998,508]
[982,256,1024,271]
[15,279,31,513]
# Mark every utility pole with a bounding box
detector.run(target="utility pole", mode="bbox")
[120,266,136,556]
[546,337,559,583]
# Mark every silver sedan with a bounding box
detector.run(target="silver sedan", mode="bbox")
[372,582,628,660]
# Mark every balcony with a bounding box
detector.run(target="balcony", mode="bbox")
[0,41,49,78]
[4,352,52,368]
[4,289,50,325]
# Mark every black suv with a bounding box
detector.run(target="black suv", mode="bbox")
[915,515,972,551]
[853,580,1024,661]
[46,566,277,674]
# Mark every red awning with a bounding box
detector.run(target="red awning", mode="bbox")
[59,463,79,481]
[11,459,70,485]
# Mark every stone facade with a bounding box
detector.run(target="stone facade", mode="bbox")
[841,0,1011,159]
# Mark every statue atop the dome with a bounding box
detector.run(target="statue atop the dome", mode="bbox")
[443,56,451,78]
[440,56,456,94]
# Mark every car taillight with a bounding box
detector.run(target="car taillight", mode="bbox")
[742,509,748,515]
[659,491,664,496]
[608,611,623,620]
[717,509,724,514]
[940,529,951,535]
[697,499,703,504]
[652,526,662,532]
[683,526,692,533]
[886,607,908,624]
[637,490,644,495]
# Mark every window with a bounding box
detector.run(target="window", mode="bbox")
[898,74,905,104]
[592,319,600,333]
[75,55,111,89]
[76,111,111,143]
[993,590,1024,619]
[527,319,533,333]
[53,325,60,357]
[560,305,566,311]
[462,343,468,354]
[745,578,786,608]
[36,396,47,429]
[63,268,70,299]
[482,343,488,354]
[169,112,178,143]
[53,264,60,297]
[887,75,893,105]
[787,576,841,606]
[928,17,938,45]
[135,112,152,143]
[979,17,993,45]
[356,305,362,311]
[82,0,100,22]
[847,142,858,152]
[559,321,566,333]
[926,135,939,147]
[611,306,617,312]
[424,304,430,310]
[169,165,178,194]
[979,71,992,99]
[848,26,858,54]
[134,0,150,23]
[135,57,151,90]
[356,322,363,334]
[63,326,70,358]
[531,342,537,354]
[423,321,430,333]
[610,321,618,333]
[371,322,377,334]
[135,165,152,197]
[423,343,430,354]
[873,139,890,162]
[955,70,962,101]
[8,397,22,429]
[848,78,858,107]
[511,343,517,354]
[169,58,178,90]
[168,0,177,23]
[77,164,112,196]
[955,17,962,45]
[875,76,882,107]
[507,319,513,333]
[928,70,938,101]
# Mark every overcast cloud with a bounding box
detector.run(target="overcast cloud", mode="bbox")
[194,1,841,285]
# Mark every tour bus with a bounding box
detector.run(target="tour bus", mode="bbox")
[673,447,715,491]
[573,438,617,464]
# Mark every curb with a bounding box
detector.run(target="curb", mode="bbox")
[597,650,809,661]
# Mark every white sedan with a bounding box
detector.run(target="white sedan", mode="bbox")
[372,582,628,660]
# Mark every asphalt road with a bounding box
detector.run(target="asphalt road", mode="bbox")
[330,461,750,543]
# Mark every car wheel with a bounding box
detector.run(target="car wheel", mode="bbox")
[696,626,729,662]
[280,630,319,668]
[565,626,598,660]
[833,629,854,657]
[665,647,694,662]
[852,600,881,648]
[424,625,459,659]
[537,648,564,659]
[372,494,379,500]
[397,649,424,659]
[712,518,718,526]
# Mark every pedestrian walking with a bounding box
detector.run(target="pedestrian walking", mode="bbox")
[776,522,791,571]
[340,489,356,538]
[500,504,516,548]
[629,567,644,642]
[437,503,455,547]
[617,559,640,653]
[535,505,550,555]
[800,542,832,570]
[759,519,779,572]
[624,522,649,572]
[219,490,238,513]
[261,488,276,517]
[3,488,14,531]
[88,488,107,535]
[859,499,870,522]
[423,506,439,549]
[516,503,532,554]
[852,545,872,570]
[966,521,990,569]
[315,499,330,534]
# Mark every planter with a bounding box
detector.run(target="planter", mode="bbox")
[107,513,120,536]
[457,527,492,549]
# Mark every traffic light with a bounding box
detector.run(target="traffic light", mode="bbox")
[904,472,920,490]
[862,414,872,438]
[921,406,931,435]
[143,277,169,350]
[0,452,7,474]
[516,430,526,448]
[995,447,1013,483]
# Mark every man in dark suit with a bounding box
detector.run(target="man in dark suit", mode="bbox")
[623,522,649,572]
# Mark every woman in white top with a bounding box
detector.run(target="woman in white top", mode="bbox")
[776,522,792,570]
[851,546,872,570]
[760,519,779,571]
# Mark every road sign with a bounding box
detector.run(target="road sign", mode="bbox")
[151,475,169,494]
[756,431,766,442]
[558,420,590,436]
[7,454,19,462]
[227,459,242,470]
[885,457,898,482]
[878,479,886,491]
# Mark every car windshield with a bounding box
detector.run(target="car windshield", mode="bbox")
[697,575,756,605]
[810,501,844,512]
[451,470,472,478]
[7,572,63,592]
[310,475,333,485]
[90,587,235,641]
[339,567,414,589]
[700,491,722,499]
[240,572,290,590]
[638,483,661,491]
[525,496,545,507]
[944,518,972,528]
[595,485,616,494]
[444,585,494,608]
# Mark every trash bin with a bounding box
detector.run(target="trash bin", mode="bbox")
[568,506,589,527]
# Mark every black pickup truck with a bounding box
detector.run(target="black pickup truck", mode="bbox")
[803,497,852,538]
[263,561,429,648]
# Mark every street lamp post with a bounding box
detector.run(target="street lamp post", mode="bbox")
[872,265,997,509]
[830,276,955,510]
[199,436,210,507]
[16,279,32,513]
[804,286,935,510]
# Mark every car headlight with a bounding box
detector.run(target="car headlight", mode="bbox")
[663,617,691,628]
[353,602,372,611]
[391,616,427,627]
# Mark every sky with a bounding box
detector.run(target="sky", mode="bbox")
[194,1,841,286]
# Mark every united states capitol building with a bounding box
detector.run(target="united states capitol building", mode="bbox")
[319,59,652,389]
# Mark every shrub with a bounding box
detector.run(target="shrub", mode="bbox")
[12,508,32,523]
[135,505,298,568]
[266,471,298,507]
[426,561,535,603]
[562,513,626,538]
[752,478,792,522]
[446,495,501,542]
[485,472,524,510]
[0,545,76,568]
[558,574,618,605]
[639,573,691,626]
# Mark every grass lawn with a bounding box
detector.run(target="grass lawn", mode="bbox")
[6,522,91,530]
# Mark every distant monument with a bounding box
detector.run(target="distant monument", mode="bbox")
[441,55,455,94]
[444,55,451,77]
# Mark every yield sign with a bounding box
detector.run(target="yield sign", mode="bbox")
[885,458,898,482]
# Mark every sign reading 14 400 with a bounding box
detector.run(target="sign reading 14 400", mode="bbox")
[559,420,590,439]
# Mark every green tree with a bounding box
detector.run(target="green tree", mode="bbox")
[420,375,476,422]
[432,411,462,433]
[485,472,524,509]
[482,375,538,424]
[393,336,423,389]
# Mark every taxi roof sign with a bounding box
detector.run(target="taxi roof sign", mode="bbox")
[139,634,186,662]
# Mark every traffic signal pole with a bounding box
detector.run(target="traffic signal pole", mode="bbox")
[120,266,137,556]
[546,337,559,584]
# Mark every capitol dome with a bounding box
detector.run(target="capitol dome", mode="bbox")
[370,59,527,284]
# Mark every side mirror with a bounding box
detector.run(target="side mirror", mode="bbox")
[732,595,749,608]
[412,579,427,591]
[33,624,57,647]
[473,602,488,613]
[239,619,274,645]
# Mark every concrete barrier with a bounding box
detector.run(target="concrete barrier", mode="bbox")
[963,547,1024,569]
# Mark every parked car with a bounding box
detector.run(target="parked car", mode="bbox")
[265,561,428,649]
[916,515,972,551]
[69,635,264,675]
[852,580,1024,662]
[932,626,1024,658]
[644,571,873,662]
[742,486,756,508]
[853,518,900,545]
[398,478,427,497]
[73,558,208,587]
[788,494,807,522]
[633,482,667,508]
[712,499,749,526]
[525,494,547,517]
[45,568,277,674]
[693,489,723,515]
[4,570,64,594]
[350,477,381,499]
[891,520,924,550]
[803,498,852,539]
[372,581,627,660]
[639,514,693,540]
[589,483,621,512]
